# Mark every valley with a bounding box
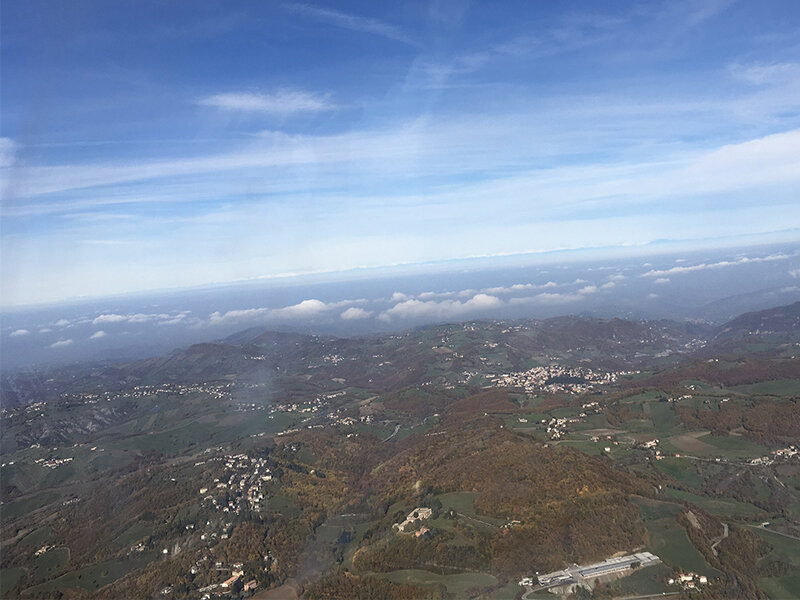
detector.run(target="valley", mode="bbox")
[1,303,799,599]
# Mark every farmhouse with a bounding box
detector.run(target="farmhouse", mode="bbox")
[394,507,433,532]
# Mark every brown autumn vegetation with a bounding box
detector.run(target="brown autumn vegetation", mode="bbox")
[640,357,800,389]
[303,571,444,600]
[675,398,800,443]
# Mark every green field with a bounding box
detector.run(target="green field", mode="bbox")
[24,552,157,595]
[19,526,52,548]
[696,433,769,459]
[437,491,480,515]
[557,437,605,456]
[265,494,300,517]
[33,547,70,581]
[646,401,680,431]
[653,457,705,489]
[396,417,438,440]
[748,519,800,598]
[751,526,800,569]
[112,520,154,551]
[759,575,800,600]
[436,491,505,526]
[486,581,520,599]
[2,490,60,520]
[381,569,497,596]
[121,419,221,454]
[507,413,549,425]
[603,563,673,597]
[731,379,800,396]
[633,498,720,577]
[634,497,681,521]
[620,390,667,404]
[114,411,299,456]
[666,488,766,518]
[643,519,717,575]
[0,567,27,596]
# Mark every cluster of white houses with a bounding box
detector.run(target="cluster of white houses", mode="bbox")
[60,381,233,404]
[750,444,799,465]
[490,365,637,395]
[198,453,273,514]
[668,572,709,589]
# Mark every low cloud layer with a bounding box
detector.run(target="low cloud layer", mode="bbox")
[379,293,502,321]
[209,298,364,326]
[643,253,791,277]
[90,311,192,327]
[340,307,372,320]
[510,284,600,305]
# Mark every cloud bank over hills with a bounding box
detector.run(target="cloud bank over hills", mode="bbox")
[2,243,798,371]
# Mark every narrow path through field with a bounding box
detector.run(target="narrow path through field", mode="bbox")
[745,524,800,542]
[382,423,401,442]
[711,522,728,556]
[456,512,500,529]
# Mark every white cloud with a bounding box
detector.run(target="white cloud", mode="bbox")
[158,314,191,325]
[92,312,182,325]
[9,120,800,215]
[50,339,73,348]
[39,327,53,333]
[790,269,800,279]
[9,328,30,337]
[54,319,70,327]
[516,292,581,304]
[128,313,170,323]
[89,330,107,339]
[386,280,602,312]
[417,291,440,300]
[209,307,270,325]
[729,62,800,86]
[198,90,336,115]
[600,281,616,289]
[340,307,372,320]
[642,253,790,277]
[484,283,536,294]
[483,282,562,295]
[0,137,16,167]
[288,3,412,44]
[209,298,355,325]
[380,293,502,321]
[653,277,670,284]
[271,298,329,318]
[510,284,598,305]
[93,314,129,324]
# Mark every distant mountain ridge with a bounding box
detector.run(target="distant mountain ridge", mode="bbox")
[2,301,799,408]
[713,300,800,341]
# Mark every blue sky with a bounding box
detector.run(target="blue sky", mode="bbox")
[2,0,800,306]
